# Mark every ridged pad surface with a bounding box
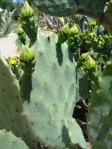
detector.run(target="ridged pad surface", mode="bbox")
[30,0,106,19]
[22,32,86,148]
[0,130,29,149]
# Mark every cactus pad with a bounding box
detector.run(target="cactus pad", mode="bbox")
[0,56,39,149]
[21,32,86,148]
[0,130,29,149]
[30,0,106,20]
[88,63,112,149]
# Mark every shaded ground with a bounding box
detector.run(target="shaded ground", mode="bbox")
[73,100,91,149]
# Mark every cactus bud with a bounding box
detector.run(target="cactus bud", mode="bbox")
[79,53,97,70]
[91,21,97,26]
[17,27,24,36]
[20,1,34,18]
[59,24,70,34]
[20,45,35,62]
[89,32,96,38]
[20,45,36,75]
[81,52,89,61]
[19,1,37,41]
[84,55,97,70]
[57,24,70,44]
[70,24,79,34]
[17,27,26,45]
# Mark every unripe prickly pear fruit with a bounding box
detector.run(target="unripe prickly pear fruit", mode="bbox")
[20,45,36,75]
[70,24,79,34]
[77,53,98,81]
[91,20,97,26]
[81,52,89,61]
[67,25,80,50]
[78,52,97,70]
[19,1,38,41]
[17,27,26,45]
[17,27,24,36]
[84,55,97,70]
[57,23,70,44]
[20,45,35,62]
[20,1,34,18]
[89,32,96,38]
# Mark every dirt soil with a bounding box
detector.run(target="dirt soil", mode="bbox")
[0,33,19,58]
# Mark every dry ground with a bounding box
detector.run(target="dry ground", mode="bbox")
[0,33,19,58]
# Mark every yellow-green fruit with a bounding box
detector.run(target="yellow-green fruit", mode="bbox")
[70,24,79,34]
[20,45,35,62]
[84,55,97,69]
[17,27,24,35]
[59,23,70,34]
[57,24,70,44]
[81,52,89,61]
[20,1,34,18]
[91,21,97,26]
[81,53,97,70]
[89,32,96,38]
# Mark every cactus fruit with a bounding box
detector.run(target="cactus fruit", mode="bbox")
[20,32,86,149]
[57,24,70,44]
[77,52,97,70]
[69,24,79,34]
[57,24,79,45]
[87,62,112,149]
[20,1,34,18]
[0,130,29,149]
[17,27,26,45]
[20,45,36,75]
[20,45,35,62]
[19,1,38,41]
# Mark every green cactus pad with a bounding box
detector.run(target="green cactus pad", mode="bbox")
[0,56,40,149]
[30,0,106,19]
[87,63,112,149]
[21,32,86,149]
[0,130,29,149]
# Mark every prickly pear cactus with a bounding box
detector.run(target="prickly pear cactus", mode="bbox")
[20,31,86,149]
[87,63,112,149]
[0,130,29,149]
[0,2,86,148]
[29,0,106,20]
[0,56,40,149]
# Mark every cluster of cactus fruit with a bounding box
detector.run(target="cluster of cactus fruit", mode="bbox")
[57,20,112,71]
[0,1,112,149]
